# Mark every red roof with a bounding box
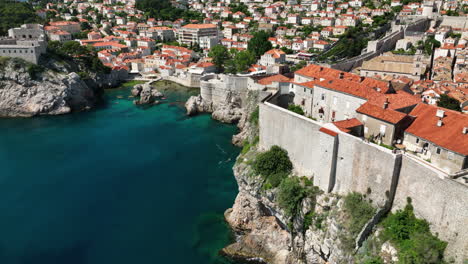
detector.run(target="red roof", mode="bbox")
[332,118,362,133]
[257,74,292,85]
[181,24,217,29]
[319,127,338,137]
[405,104,468,155]
[356,102,408,124]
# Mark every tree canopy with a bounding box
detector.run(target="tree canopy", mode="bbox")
[437,94,461,112]
[248,31,273,58]
[0,1,42,36]
[208,45,230,72]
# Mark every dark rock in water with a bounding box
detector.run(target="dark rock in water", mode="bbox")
[133,83,164,105]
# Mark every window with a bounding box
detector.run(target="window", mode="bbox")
[416,138,419,144]
[436,148,441,154]
[304,88,306,93]
[380,124,386,134]
[321,94,325,100]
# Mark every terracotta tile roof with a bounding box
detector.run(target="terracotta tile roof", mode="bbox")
[332,118,362,132]
[319,127,338,137]
[257,74,292,85]
[181,24,217,29]
[406,104,468,155]
[368,91,420,110]
[316,78,385,100]
[265,49,285,58]
[356,102,408,124]
[295,64,389,92]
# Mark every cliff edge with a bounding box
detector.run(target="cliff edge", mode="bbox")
[0,57,110,117]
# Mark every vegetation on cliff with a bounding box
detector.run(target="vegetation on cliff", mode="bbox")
[0,57,44,80]
[47,41,111,75]
[253,145,293,177]
[381,200,447,263]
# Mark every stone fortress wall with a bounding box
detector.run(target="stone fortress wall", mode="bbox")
[331,18,430,72]
[259,98,468,262]
[200,74,250,107]
[0,24,47,65]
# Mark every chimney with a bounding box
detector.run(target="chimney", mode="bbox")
[437,118,443,127]
[463,127,468,134]
[339,72,344,79]
[360,76,365,82]
[319,66,323,71]
[436,109,445,118]
[383,98,389,109]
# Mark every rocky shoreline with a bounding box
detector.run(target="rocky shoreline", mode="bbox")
[0,57,120,118]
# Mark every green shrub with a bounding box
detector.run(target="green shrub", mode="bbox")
[250,106,259,125]
[288,104,305,115]
[267,172,288,188]
[381,203,447,263]
[343,192,376,236]
[241,140,252,154]
[277,177,307,217]
[253,145,292,178]
[303,211,326,232]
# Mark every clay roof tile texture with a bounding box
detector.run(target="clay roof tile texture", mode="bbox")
[405,104,468,155]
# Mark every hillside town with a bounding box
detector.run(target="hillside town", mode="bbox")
[0,0,467,175]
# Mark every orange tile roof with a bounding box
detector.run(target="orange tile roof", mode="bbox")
[181,24,217,29]
[332,118,362,132]
[316,78,384,100]
[319,127,338,137]
[369,91,420,111]
[356,102,408,124]
[257,74,292,85]
[406,104,468,155]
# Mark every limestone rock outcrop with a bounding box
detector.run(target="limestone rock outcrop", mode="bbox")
[185,94,213,116]
[0,60,98,117]
[132,83,164,105]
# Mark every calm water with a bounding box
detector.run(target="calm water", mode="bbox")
[0,83,240,264]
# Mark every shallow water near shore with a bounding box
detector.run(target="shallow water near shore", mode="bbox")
[0,81,239,264]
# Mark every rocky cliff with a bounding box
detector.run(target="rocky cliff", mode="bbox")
[0,57,113,117]
[185,89,255,146]
[0,58,98,117]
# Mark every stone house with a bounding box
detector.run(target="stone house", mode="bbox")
[403,104,468,174]
[259,49,286,66]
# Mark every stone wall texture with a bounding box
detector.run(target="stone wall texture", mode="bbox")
[259,101,467,263]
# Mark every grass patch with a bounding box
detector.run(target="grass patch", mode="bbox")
[249,106,259,125]
[343,192,376,236]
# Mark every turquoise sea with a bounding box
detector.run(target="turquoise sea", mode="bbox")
[0,82,240,264]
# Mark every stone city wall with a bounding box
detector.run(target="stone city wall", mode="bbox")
[259,101,467,262]
[200,74,249,107]
[393,155,468,263]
